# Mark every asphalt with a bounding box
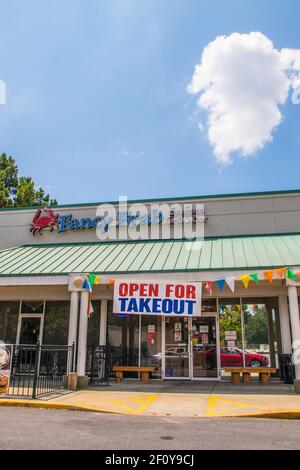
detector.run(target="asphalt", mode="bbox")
[1,407,300,450]
[2,380,300,419]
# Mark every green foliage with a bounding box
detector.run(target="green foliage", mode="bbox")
[244,304,268,347]
[0,153,57,208]
[219,304,242,347]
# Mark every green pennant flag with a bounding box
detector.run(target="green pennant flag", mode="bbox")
[87,274,97,286]
[286,269,298,281]
[250,273,259,285]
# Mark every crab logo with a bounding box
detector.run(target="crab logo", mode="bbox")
[30,208,60,236]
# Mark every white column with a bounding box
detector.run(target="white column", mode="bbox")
[287,286,300,380]
[278,294,292,354]
[68,291,79,346]
[99,299,108,346]
[77,291,89,377]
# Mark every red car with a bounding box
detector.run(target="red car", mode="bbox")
[202,347,269,368]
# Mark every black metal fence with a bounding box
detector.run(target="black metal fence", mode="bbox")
[86,346,112,386]
[4,343,74,398]
[86,346,159,385]
[279,354,295,384]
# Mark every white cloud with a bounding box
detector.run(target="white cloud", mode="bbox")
[187,32,300,164]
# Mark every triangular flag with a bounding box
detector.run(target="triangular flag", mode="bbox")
[296,272,300,281]
[87,293,94,318]
[240,274,250,289]
[87,274,97,287]
[216,279,225,291]
[286,268,298,281]
[94,275,100,285]
[225,278,235,293]
[263,271,274,284]
[250,273,259,285]
[219,304,226,312]
[82,278,92,292]
[276,268,286,279]
[109,278,115,285]
[205,281,213,296]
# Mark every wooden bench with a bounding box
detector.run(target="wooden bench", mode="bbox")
[224,367,277,385]
[113,366,156,383]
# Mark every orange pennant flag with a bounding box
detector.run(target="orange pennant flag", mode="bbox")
[263,271,274,284]
[240,274,250,289]
[109,278,115,285]
[276,268,286,279]
[296,272,300,281]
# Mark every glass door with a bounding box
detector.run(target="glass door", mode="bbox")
[17,316,43,345]
[164,317,190,379]
[191,317,219,379]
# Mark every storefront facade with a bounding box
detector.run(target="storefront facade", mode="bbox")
[1,190,300,386]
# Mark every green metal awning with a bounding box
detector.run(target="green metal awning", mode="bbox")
[0,234,300,276]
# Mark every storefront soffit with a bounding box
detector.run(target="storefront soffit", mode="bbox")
[0,234,300,276]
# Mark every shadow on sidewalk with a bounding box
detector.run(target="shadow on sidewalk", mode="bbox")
[88,379,295,396]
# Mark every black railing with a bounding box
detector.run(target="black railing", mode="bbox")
[279,354,295,385]
[86,346,112,386]
[5,343,74,398]
[86,346,160,385]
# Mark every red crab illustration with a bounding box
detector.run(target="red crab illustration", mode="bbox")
[30,208,60,236]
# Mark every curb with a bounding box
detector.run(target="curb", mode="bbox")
[1,399,300,419]
[0,399,121,415]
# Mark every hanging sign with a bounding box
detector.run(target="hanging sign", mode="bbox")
[225,331,237,341]
[0,345,12,394]
[113,280,202,317]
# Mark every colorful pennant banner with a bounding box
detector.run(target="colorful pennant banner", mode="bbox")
[203,266,299,295]
[80,266,299,318]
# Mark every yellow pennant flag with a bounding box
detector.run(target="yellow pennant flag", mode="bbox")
[263,271,274,284]
[94,275,100,285]
[240,274,250,288]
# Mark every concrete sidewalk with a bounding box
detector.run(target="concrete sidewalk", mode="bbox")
[1,381,300,418]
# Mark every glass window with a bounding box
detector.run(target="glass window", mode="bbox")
[107,309,139,375]
[202,298,217,314]
[43,301,70,345]
[243,298,280,369]
[219,299,244,371]
[0,301,20,344]
[141,316,162,378]
[87,300,101,346]
[21,301,44,314]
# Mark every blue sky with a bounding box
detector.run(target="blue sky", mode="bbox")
[0,0,299,204]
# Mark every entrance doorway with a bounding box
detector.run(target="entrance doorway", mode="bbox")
[163,316,220,380]
[17,316,43,345]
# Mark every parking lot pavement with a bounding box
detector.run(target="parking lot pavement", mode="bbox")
[1,407,300,450]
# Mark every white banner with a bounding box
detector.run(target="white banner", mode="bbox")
[113,280,202,317]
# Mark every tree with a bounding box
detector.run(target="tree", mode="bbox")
[243,304,268,347]
[0,153,57,208]
[219,304,242,347]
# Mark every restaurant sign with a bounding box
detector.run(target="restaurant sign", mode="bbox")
[113,280,202,317]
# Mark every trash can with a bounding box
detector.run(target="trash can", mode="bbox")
[279,354,295,384]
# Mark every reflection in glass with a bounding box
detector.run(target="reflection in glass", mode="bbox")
[87,300,101,346]
[0,301,19,344]
[164,317,189,378]
[43,301,70,345]
[19,317,41,344]
[140,316,161,378]
[21,302,44,314]
[219,299,244,369]
[192,317,218,378]
[107,307,139,376]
